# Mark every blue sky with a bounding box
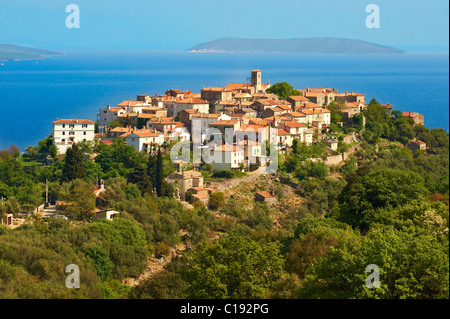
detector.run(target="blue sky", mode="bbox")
[0,0,448,51]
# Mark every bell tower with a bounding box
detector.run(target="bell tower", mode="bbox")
[251,69,262,92]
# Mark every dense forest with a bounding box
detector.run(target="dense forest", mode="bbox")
[0,99,448,299]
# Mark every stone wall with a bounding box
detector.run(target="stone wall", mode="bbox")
[205,168,262,191]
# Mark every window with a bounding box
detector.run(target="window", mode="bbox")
[82,124,88,128]
[83,132,86,135]
[69,124,74,128]
[62,124,66,128]
[69,131,75,135]
[62,132,65,135]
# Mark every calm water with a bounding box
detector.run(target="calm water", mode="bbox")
[0,50,448,151]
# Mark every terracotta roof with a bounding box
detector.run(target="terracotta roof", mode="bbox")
[110,127,131,132]
[149,117,175,124]
[277,129,290,136]
[237,124,267,132]
[225,83,253,91]
[216,100,239,106]
[117,100,145,107]
[248,119,268,126]
[403,112,420,117]
[256,191,274,198]
[234,93,252,98]
[298,102,322,109]
[176,97,209,104]
[118,112,138,118]
[192,113,221,118]
[282,122,308,128]
[214,144,243,152]
[209,119,239,126]
[202,86,227,92]
[109,107,124,112]
[288,95,309,101]
[180,109,199,113]
[129,131,161,138]
[277,105,291,110]
[53,119,95,124]
[100,140,114,145]
[288,111,307,117]
[138,113,158,119]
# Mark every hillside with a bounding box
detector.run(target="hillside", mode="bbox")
[0,44,60,61]
[187,37,405,54]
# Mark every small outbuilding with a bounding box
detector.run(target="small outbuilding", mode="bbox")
[93,210,120,221]
[2,213,13,226]
[255,191,278,205]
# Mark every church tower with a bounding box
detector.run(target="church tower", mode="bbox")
[251,69,262,92]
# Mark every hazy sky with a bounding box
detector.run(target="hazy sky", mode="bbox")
[0,0,448,50]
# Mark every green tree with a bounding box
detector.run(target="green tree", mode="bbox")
[208,192,225,211]
[128,163,152,195]
[155,148,164,197]
[266,82,302,100]
[62,143,86,182]
[298,226,449,299]
[109,119,123,129]
[86,246,113,281]
[333,168,429,231]
[128,271,188,299]
[182,232,284,299]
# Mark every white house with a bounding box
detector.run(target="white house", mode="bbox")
[125,130,165,153]
[53,119,95,154]
[278,122,309,143]
[210,143,245,171]
[117,100,150,114]
[167,123,191,142]
[277,129,293,148]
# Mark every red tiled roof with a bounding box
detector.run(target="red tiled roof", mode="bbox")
[209,120,239,126]
[282,122,308,128]
[213,144,243,152]
[278,129,290,136]
[53,119,95,124]
[117,100,145,107]
[256,191,274,198]
[288,95,309,101]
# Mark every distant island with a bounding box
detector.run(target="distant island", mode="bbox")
[187,37,405,54]
[0,44,60,61]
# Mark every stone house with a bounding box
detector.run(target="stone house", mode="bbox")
[255,191,277,205]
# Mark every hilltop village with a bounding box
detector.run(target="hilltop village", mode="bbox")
[48,69,426,206]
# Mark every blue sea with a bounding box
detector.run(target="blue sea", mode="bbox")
[0,50,448,151]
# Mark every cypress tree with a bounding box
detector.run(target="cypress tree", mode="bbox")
[155,148,164,197]
[128,163,152,194]
[147,151,157,192]
[62,143,86,182]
